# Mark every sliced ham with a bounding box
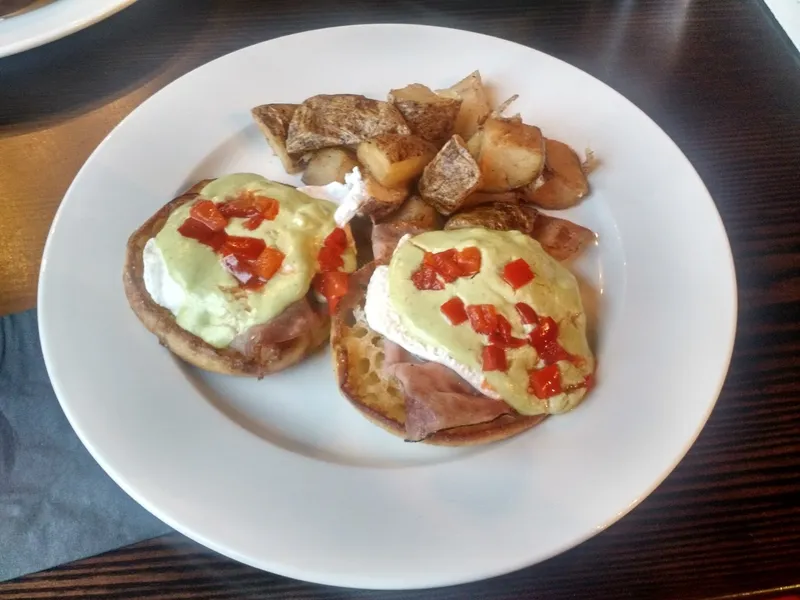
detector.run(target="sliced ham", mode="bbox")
[530,213,596,261]
[371,222,431,264]
[385,358,512,442]
[229,297,321,358]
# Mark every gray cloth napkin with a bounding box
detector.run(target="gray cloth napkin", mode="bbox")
[0,310,171,582]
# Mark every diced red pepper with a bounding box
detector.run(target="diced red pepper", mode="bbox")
[528,364,563,398]
[583,373,595,391]
[503,258,535,290]
[242,215,264,230]
[535,339,572,364]
[487,314,526,348]
[251,246,285,281]
[221,254,258,285]
[455,246,481,276]
[515,302,538,324]
[218,192,279,220]
[313,271,350,314]
[219,236,266,261]
[324,227,348,253]
[528,316,571,364]
[481,345,508,372]
[318,246,345,272]
[440,297,468,325]
[190,200,228,232]
[177,218,228,251]
[260,197,279,220]
[466,304,498,334]
[411,265,444,290]
[424,249,461,283]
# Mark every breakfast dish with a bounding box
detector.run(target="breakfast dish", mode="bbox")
[39,24,736,589]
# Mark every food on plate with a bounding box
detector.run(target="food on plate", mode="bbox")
[469,117,545,192]
[356,134,437,188]
[302,147,359,186]
[332,228,595,444]
[530,213,596,261]
[523,138,590,209]
[251,104,302,174]
[436,71,492,141]
[286,95,410,155]
[418,135,482,215]
[444,202,538,236]
[461,189,522,209]
[387,83,462,145]
[378,194,440,230]
[123,174,356,377]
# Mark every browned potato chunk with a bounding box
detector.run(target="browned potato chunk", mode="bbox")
[444,202,538,235]
[356,134,436,188]
[461,190,521,209]
[523,138,590,209]
[251,104,302,174]
[301,148,358,186]
[472,118,545,192]
[437,71,492,141]
[286,95,410,155]
[418,135,482,215]
[359,173,409,221]
[377,194,440,229]
[530,214,596,261]
[388,84,461,145]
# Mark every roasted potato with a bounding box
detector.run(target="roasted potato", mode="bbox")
[251,104,302,174]
[530,213,596,261]
[472,118,545,192]
[418,135,482,215]
[286,95,410,155]
[359,172,409,221]
[523,138,589,209]
[388,84,461,145]
[302,147,359,186]
[444,202,538,235]
[461,190,522,209]
[377,194,440,229]
[356,134,437,188]
[437,71,492,141]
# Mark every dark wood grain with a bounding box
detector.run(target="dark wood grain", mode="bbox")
[1,0,799,598]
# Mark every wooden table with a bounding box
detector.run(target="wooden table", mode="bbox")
[1,1,799,598]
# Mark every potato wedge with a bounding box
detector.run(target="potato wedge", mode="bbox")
[286,95,410,155]
[530,213,595,261]
[461,190,522,209]
[437,71,492,141]
[444,202,538,235]
[388,84,461,145]
[359,172,409,221]
[418,135,482,215]
[251,104,302,174]
[523,138,589,209]
[302,147,359,186]
[473,118,545,192]
[377,194,440,229]
[356,134,437,188]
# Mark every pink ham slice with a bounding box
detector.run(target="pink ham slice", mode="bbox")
[229,297,321,358]
[383,342,512,442]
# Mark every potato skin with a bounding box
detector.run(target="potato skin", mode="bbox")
[302,147,359,186]
[286,94,410,155]
[388,83,461,145]
[444,202,539,235]
[358,172,410,221]
[418,135,482,215]
[251,104,302,174]
[474,118,545,192]
[523,138,589,209]
[437,71,492,141]
[357,134,436,188]
[376,194,440,230]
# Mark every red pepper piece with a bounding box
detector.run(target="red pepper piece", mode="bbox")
[189,200,228,232]
[242,215,264,230]
[465,304,498,334]
[440,297,468,325]
[177,218,228,251]
[220,236,266,261]
[503,258,535,290]
[313,271,350,314]
[221,254,258,285]
[515,302,538,324]
[411,265,444,290]
[528,364,563,398]
[318,246,345,272]
[455,246,481,276]
[424,249,461,283]
[218,192,279,220]
[251,246,285,281]
[324,227,348,253]
[481,345,508,372]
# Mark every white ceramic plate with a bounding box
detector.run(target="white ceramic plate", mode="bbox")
[0,0,135,58]
[38,25,737,590]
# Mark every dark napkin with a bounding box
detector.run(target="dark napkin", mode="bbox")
[0,310,171,581]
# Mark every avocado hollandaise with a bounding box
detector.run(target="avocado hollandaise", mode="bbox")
[134,173,355,352]
[364,228,595,416]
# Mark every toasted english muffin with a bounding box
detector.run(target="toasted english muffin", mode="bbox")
[331,263,545,445]
[123,180,331,378]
